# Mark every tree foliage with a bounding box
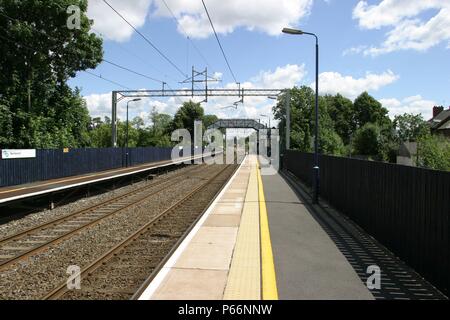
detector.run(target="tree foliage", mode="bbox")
[417,134,450,171]
[352,123,382,157]
[88,102,219,149]
[354,92,391,128]
[324,94,356,145]
[0,0,103,148]
[393,113,430,142]
[172,101,205,135]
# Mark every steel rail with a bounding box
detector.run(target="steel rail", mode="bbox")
[43,165,232,300]
[130,164,239,300]
[0,165,204,270]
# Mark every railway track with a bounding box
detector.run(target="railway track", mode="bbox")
[0,165,205,270]
[43,164,236,300]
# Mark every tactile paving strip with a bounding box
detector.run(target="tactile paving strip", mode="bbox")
[223,161,261,300]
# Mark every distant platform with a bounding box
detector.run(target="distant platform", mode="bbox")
[0,155,205,206]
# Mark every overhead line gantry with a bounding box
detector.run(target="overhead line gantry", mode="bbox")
[111,87,289,148]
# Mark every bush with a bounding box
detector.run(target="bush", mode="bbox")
[417,134,450,171]
[352,123,381,157]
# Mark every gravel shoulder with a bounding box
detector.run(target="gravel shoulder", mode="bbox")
[0,164,223,300]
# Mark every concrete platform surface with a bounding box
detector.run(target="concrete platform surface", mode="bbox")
[139,156,260,300]
[138,155,374,300]
[262,173,374,300]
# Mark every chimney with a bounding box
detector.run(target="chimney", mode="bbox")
[433,106,444,118]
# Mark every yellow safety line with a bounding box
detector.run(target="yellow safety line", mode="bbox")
[223,160,261,300]
[257,163,279,300]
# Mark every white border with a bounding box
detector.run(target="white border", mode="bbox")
[0,154,209,204]
[137,156,246,300]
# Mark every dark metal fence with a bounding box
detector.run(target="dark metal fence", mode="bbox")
[0,147,172,188]
[284,150,450,296]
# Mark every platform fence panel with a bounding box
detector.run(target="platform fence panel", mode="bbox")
[284,150,449,296]
[0,147,173,188]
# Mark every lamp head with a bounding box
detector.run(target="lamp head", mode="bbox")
[282,27,304,35]
[132,98,141,102]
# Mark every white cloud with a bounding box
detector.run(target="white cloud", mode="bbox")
[314,70,399,99]
[87,0,152,42]
[83,64,307,126]
[342,45,368,56]
[84,66,403,127]
[380,95,437,119]
[251,64,307,89]
[84,91,177,124]
[153,0,314,39]
[87,0,315,41]
[205,64,307,123]
[351,1,450,56]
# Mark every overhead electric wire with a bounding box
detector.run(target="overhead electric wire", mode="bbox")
[1,6,207,95]
[102,59,164,84]
[0,11,167,89]
[83,71,131,90]
[0,30,131,90]
[160,0,214,72]
[102,0,187,78]
[91,27,179,83]
[201,0,238,84]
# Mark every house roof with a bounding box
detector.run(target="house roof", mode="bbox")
[429,109,450,130]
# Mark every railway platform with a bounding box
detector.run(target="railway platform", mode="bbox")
[136,155,446,301]
[0,155,206,206]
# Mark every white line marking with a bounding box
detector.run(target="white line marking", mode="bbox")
[0,155,210,204]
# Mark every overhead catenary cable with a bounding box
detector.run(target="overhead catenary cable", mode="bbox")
[83,70,131,90]
[0,12,166,89]
[102,59,164,84]
[91,27,179,83]
[102,0,187,78]
[160,0,214,72]
[0,32,131,90]
[201,0,238,84]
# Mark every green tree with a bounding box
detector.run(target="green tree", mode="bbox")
[117,120,140,148]
[151,110,172,134]
[143,108,173,147]
[324,94,356,145]
[273,86,315,152]
[354,92,391,128]
[172,101,204,136]
[0,0,103,148]
[0,100,14,146]
[417,134,450,171]
[88,121,112,148]
[353,123,382,157]
[393,113,430,142]
[273,86,344,155]
[203,114,219,130]
[320,127,346,156]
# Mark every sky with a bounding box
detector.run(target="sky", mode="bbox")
[68,0,450,126]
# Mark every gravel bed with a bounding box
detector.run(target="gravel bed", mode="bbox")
[62,165,237,300]
[0,165,199,239]
[0,165,226,300]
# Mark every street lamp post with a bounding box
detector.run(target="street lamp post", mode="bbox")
[282,27,320,204]
[125,98,141,167]
[260,114,270,129]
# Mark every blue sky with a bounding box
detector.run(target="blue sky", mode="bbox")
[69,0,450,123]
